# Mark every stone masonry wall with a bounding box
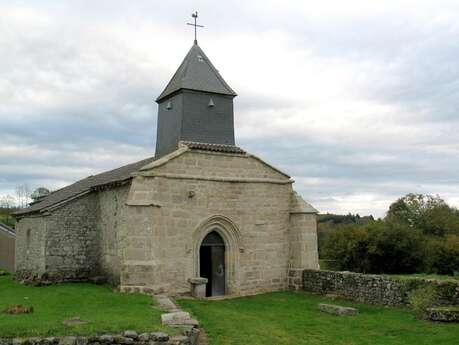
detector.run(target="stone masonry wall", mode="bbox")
[15,216,47,280]
[288,213,319,269]
[302,269,459,306]
[97,185,130,284]
[0,330,197,345]
[121,150,298,296]
[43,193,99,281]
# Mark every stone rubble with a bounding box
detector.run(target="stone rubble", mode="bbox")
[0,331,195,345]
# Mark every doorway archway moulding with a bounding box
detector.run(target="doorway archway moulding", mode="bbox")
[192,215,242,295]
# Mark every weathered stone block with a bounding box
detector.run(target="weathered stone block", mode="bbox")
[318,303,358,316]
[188,277,207,299]
[121,332,137,340]
[138,334,150,342]
[44,338,58,345]
[149,333,169,342]
[112,336,133,345]
[168,336,190,345]
[161,312,191,326]
[75,337,88,345]
[59,337,77,345]
[98,336,113,344]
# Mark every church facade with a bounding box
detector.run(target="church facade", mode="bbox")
[14,41,319,297]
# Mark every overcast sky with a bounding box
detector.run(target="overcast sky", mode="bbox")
[1,0,459,217]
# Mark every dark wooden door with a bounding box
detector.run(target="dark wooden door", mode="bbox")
[200,231,226,297]
[211,246,225,296]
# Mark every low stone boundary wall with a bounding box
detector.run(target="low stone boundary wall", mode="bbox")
[425,307,459,322]
[0,330,196,345]
[300,269,459,307]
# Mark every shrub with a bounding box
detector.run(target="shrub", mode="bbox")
[322,193,459,275]
[425,235,459,275]
[365,221,425,274]
[322,224,371,272]
[386,193,459,236]
[323,221,425,274]
[409,286,438,319]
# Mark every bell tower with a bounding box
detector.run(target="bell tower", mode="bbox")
[155,17,237,157]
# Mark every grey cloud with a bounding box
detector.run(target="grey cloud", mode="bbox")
[2,1,459,217]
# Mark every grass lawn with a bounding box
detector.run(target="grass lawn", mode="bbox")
[0,214,16,228]
[0,273,169,337]
[386,274,459,282]
[178,291,459,345]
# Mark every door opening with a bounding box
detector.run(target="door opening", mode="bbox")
[199,231,225,297]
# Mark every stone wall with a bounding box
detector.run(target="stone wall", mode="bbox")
[301,269,459,306]
[288,212,319,269]
[0,330,197,345]
[288,268,304,291]
[97,185,130,284]
[0,228,15,273]
[15,193,99,282]
[44,193,99,281]
[15,216,47,280]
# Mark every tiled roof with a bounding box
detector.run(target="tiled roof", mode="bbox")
[180,141,246,154]
[15,142,245,217]
[14,156,156,216]
[0,222,15,236]
[156,42,237,102]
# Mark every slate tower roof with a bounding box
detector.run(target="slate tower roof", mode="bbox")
[156,42,237,102]
[155,41,237,157]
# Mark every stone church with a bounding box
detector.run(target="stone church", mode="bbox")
[15,39,319,297]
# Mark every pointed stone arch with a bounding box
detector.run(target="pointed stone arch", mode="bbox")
[192,215,242,295]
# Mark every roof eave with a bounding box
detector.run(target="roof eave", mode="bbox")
[156,88,237,103]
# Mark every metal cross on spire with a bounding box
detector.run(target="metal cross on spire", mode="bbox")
[187,11,204,44]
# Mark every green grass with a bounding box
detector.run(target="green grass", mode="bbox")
[178,291,459,345]
[316,262,459,282]
[387,274,459,282]
[433,306,459,312]
[0,214,16,228]
[319,259,337,271]
[0,274,169,337]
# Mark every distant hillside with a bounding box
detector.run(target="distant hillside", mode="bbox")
[317,213,374,257]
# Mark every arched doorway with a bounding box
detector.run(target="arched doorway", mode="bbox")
[200,231,225,297]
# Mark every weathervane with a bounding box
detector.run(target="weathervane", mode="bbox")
[187,11,204,44]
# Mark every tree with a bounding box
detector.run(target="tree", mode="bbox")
[0,195,16,209]
[0,194,17,228]
[15,184,31,208]
[386,193,459,236]
[323,221,425,274]
[323,224,371,273]
[425,235,459,275]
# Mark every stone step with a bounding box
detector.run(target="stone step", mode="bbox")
[161,311,192,326]
[154,294,180,312]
